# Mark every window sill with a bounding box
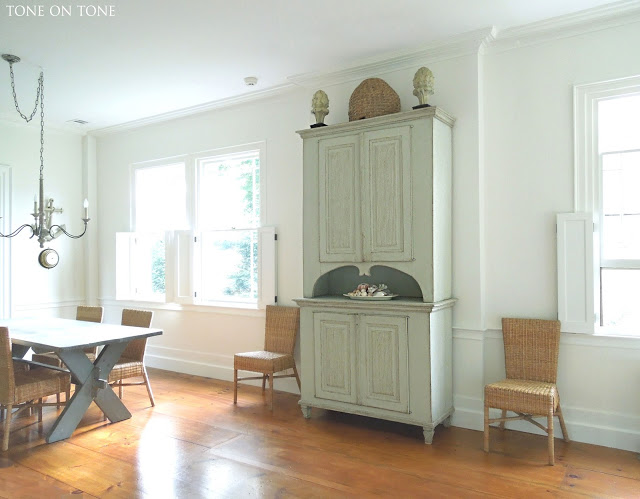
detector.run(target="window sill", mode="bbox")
[101,298,265,317]
[593,326,640,339]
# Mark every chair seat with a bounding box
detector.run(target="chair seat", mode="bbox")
[234,351,294,373]
[12,369,70,405]
[31,352,63,368]
[485,378,558,415]
[108,358,143,382]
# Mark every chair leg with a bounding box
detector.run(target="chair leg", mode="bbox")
[119,381,123,399]
[292,365,301,391]
[261,374,267,392]
[38,398,43,422]
[499,409,507,430]
[56,393,61,409]
[2,404,12,452]
[66,386,71,405]
[483,404,490,453]
[268,373,274,411]
[233,369,238,404]
[548,409,555,466]
[556,401,570,442]
[142,366,155,407]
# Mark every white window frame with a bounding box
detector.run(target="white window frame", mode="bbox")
[562,75,640,335]
[116,141,276,310]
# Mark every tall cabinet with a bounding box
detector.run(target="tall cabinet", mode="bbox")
[294,107,455,444]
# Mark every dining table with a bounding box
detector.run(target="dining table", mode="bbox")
[2,317,163,443]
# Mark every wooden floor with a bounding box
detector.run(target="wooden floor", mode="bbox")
[1,369,638,498]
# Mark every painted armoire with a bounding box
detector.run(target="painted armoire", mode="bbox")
[294,106,454,443]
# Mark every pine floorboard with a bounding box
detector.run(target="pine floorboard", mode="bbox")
[1,368,639,498]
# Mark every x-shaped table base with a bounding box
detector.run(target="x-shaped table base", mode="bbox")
[47,341,131,443]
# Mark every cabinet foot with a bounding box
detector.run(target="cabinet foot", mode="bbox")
[442,415,452,428]
[423,427,434,444]
[300,404,312,419]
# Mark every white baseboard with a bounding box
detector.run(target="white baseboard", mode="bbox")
[452,395,640,453]
[145,345,301,394]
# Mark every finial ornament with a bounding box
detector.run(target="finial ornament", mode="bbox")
[412,67,434,109]
[311,90,329,128]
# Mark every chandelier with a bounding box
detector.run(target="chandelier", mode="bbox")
[0,54,90,268]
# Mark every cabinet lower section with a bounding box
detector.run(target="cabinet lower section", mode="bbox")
[294,297,454,444]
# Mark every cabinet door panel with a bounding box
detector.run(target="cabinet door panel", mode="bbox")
[359,315,409,413]
[313,312,357,403]
[363,127,412,261]
[318,136,361,262]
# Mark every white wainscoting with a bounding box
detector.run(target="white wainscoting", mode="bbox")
[12,299,86,318]
[452,327,640,453]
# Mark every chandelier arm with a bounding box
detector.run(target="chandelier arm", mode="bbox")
[0,223,35,238]
[48,221,89,240]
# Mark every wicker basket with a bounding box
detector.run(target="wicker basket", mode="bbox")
[348,78,400,121]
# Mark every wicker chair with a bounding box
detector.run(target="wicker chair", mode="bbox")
[107,309,155,407]
[0,327,71,451]
[484,318,570,465]
[31,306,103,406]
[234,305,301,410]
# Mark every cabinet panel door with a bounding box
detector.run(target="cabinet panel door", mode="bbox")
[318,136,361,262]
[358,315,409,413]
[313,312,357,403]
[363,127,412,261]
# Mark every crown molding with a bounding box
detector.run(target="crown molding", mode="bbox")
[288,27,496,89]
[89,82,296,137]
[488,0,640,53]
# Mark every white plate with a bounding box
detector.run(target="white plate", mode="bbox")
[343,294,398,301]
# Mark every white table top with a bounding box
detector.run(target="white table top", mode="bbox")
[0,317,163,352]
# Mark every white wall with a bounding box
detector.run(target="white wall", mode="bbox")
[0,121,86,318]
[473,22,640,451]
[90,17,640,453]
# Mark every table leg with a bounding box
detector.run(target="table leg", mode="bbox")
[46,341,130,443]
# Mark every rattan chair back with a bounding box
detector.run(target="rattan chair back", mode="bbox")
[77,306,104,355]
[502,318,560,384]
[120,309,154,361]
[76,306,104,323]
[0,327,14,404]
[263,305,300,354]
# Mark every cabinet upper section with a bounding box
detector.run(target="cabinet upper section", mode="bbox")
[298,107,454,303]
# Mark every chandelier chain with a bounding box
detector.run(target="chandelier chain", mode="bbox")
[8,62,42,123]
[39,73,44,176]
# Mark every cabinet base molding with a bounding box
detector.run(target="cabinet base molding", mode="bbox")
[299,398,454,444]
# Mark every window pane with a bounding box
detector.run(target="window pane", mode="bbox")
[132,233,165,300]
[601,151,640,259]
[198,152,260,230]
[199,229,258,303]
[601,268,640,328]
[135,163,187,231]
[598,95,640,153]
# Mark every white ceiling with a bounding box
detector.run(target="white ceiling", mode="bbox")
[0,0,632,131]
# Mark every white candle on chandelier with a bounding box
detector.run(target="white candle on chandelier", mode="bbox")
[33,195,37,214]
[83,198,89,219]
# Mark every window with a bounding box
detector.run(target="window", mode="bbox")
[116,142,276,309]
[559,76,640,334]
[598,96,640,329]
